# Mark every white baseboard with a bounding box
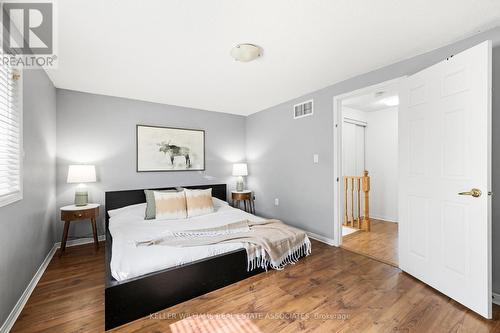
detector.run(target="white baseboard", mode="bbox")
[0,244,56,333]
[493,292,500,306]
[54,235,106,249]
[306,231,336,246]
[0,235,106,333]
[370,214,398,223]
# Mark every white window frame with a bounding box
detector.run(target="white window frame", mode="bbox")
[0,69,23,208]
[293,99,314,119]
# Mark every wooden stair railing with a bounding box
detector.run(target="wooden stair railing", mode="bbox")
[343,170,371,231]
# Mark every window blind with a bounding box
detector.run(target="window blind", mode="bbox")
[0,65,21,206]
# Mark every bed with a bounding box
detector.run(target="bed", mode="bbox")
[105,184,270,330]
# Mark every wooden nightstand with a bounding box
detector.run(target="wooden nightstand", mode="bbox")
[60,204,100,255]
[231,190,255,214]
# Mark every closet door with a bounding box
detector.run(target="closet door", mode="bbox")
[354,124,365,175]
[343,121,365,177]
[343,121,366,220]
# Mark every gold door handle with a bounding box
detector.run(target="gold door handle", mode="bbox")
[458,188,482,198]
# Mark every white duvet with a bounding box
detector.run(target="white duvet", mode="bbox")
[108,199,264,282]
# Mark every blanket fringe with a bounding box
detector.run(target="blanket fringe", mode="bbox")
[247,238,311,272]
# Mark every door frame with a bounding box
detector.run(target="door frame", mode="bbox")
[332,77,405,247]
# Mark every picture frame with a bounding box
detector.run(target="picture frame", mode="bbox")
[136,125,205,172]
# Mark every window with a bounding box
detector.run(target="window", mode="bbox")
[0,65,22,207]
[293,99,313,119]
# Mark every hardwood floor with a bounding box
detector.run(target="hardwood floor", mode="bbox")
[11,240,500,332]
[11,243,105,333]
[342,218,398,267]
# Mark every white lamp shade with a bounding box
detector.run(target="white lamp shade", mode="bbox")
[232,163,248,176]
[67,165,96,183]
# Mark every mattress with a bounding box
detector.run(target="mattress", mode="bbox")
[108,199,264,282]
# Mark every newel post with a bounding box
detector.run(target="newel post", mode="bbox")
[362,170,371,231]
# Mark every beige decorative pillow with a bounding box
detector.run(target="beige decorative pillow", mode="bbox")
[185,188,215,217]
[144,189,178,220]
[153,190,187,220]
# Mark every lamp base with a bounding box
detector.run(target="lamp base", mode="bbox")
[236,177,244,192]
[75,191,89,206]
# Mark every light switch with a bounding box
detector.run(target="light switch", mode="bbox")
[313,154,319,164]
[274,198,279,206]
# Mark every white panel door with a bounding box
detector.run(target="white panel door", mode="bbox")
[399,41,492,318]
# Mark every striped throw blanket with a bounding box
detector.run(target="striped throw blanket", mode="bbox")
[136,219,311,271]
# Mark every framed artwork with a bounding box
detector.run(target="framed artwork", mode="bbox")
[136,125,205,172]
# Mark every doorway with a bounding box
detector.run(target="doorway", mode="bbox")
[332,41,492,318]
[333,78,402,267]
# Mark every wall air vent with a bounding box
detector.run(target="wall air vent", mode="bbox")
[293,100,313,119]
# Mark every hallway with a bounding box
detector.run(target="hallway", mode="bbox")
[342,218,398,267]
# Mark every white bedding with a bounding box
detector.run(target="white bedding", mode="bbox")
[109,199,264,281]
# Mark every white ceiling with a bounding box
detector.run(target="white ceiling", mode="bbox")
[47,0,500,116]
[343,84,399,112]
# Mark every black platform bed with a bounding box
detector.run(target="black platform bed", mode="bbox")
[104,184,265,330]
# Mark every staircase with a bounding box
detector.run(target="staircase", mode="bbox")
[343,170,371,231]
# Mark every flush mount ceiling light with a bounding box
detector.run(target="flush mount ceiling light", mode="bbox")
[230,44,262,62]
[374,91,399,107]
[379,95,399,107]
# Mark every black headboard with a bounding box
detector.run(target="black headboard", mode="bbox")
[104,184,227,227]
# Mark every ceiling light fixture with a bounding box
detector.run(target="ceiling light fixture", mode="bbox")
[231,44,262,62]
[378,95,399,107]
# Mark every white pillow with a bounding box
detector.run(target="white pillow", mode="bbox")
[154,190,187,220]
[108,203,147,218]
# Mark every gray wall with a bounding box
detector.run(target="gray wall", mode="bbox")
[0,69,56,325]
[56,90,246,239]
[246,26,500,293]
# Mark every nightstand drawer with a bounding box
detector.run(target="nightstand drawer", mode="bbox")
[231,190,255,214]
[232,192,252,201]
[61,207,98,221]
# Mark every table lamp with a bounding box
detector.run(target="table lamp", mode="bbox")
[67,165,96,206]
[232,163,248,192]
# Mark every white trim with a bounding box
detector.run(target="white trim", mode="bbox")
[306,231,336,246]
[0,70,23,209]
[54,235,106,249]
[0,192,22,208]
[492,292,500,306]
[0,244,56,333]
[369,214,398,223]
[0,235,105,333]
[343,117,367,127]
[293,99,314,119]
[18,71,23,208]
[487,41,494,319]
[332,77,405,247]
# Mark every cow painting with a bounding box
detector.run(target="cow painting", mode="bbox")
[157,141,191,168]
